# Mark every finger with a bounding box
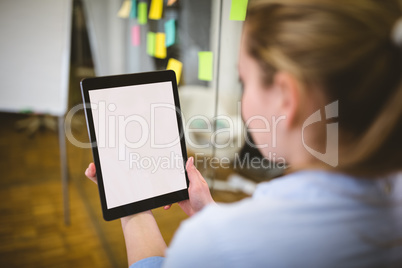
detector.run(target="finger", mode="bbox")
[87,175,98,184]
[88,163,96,177]
[84,167,91,178]
[186,157,199,183]
[186,157,207,186]
[85,167,97,181]
[85,163,98,184]
[186,157,194,170]
[84,167,96,179]
[163,204,172,210]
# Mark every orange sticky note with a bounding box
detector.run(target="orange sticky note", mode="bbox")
[167,58,183,84]
[155,33,166,59]
[149,0,163,20]
[167,0,177,6]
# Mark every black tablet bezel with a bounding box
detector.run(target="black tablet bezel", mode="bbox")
[80,70,189,221]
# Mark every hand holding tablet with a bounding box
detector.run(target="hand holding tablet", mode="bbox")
[81,70,190,221]
[85,155,215,218]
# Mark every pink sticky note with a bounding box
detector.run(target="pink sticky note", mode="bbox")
[131,25,140,46]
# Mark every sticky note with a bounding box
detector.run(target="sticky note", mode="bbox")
[117,0,132,19]
[165,19,176,47]
[131,25,140,46]
[130,0,137,18]
[167,0,177,6]
[229,0,248,21]
[138,2,148,24]
[149,0,163,20]
[167,58,183,84]
[155,33,166,59]
[147,32,156,56]
[198,52,213,81]
[20,109,33,114]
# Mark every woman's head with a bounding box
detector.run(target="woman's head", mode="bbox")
[240,0,402,176]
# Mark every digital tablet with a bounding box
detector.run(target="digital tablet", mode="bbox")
[80,70,189,221]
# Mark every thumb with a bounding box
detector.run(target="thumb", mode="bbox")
[186,157,197,182]
[186,157,208,186]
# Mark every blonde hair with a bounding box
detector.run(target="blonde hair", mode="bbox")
[246,0,402,177]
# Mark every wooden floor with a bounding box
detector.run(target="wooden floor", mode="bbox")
[0,111,249,268]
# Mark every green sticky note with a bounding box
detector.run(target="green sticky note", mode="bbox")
[20,109,33,114]
[230,0,248,21]
[198,51,213,81]
[130,0,137,18]
[138,2,147,24]
[147,32,156,56]
[165,19,176,47]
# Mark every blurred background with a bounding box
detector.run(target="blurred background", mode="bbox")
[0,0,284,267]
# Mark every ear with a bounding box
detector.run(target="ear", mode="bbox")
[272,72,303,128]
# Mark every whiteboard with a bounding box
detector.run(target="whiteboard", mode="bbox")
[0,0,72,116]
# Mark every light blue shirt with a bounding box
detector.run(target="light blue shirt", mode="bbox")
[131,170,402,268]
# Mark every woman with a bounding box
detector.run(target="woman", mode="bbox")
[85,0,402,267]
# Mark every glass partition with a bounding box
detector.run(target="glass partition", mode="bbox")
[82,0,247,181]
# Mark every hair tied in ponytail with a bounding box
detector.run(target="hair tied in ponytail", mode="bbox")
[391,18,402,47]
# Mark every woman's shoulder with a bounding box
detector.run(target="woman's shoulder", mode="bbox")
[164,171,402,267]
[184,170,402,228]
[254,170,402,203]
[180,170,402,233]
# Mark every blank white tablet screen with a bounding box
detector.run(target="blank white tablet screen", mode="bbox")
[89,81,187,209]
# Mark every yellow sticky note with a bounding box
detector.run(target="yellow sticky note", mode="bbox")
[155,33,166,59]
[198,51,213,81]
[149,0,163,20]
[117,0,132,19]
[167,58,183,84]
